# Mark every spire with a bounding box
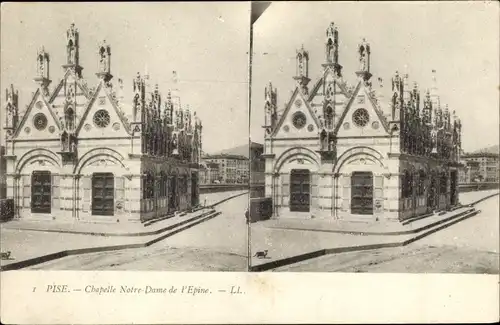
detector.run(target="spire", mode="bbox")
[132,72,145,122]
[390,71,403,122]
[402,72,411,104]
[355,38,372,82]
[64,23,82,77]
[4,84,19,133]
[422,88,433,125]
[323,22,342,77]
[264,81,278,133]
[430,69,440,109]
[34,46,51,96]
[171,70,182,119]
[293,45,310,95]
[96,40,112,82]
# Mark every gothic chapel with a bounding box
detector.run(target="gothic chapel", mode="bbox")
[262,23,463,223]
[3,24,203,224]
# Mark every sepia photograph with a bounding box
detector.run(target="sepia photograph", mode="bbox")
[249,1,499,273]
[0,1,499,324]
[0,2,250,272]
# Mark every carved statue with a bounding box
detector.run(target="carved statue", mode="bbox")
[70,138,77,152]
[321,131,328,150]
[69,47,75,64]
[359,47,367,71]
[298,56,303,76]
[329,46,335,63]
[61,133,68,151]
[38,55,44,76]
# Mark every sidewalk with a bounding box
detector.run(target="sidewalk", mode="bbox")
[250,190,497,271]
[1,207,214,236]
[0,190,247,237]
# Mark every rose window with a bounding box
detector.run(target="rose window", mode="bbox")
[33,113,48,131]
[292,112,307,129]
[352,108,369,127]
[93,110,110,128]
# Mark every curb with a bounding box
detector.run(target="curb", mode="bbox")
[0,211,222,272]
[209,191,248,208]
[466,192,499,207]
[249,208,481,272]
[2,209,216,237]
[268,208,476,236]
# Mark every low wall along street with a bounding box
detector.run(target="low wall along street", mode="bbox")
[199,184,249,194]
[458,182,499,193]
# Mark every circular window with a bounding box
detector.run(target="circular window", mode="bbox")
[352,108,370,127]
[93,110,110,128]
[283,125,290,132]
[33,113,47,130]
[48,126,55,133]
[343,122,350,130]
[372,121,380,129]
[307,124,314,132]
[292,112,307,129]
[35,101,43,110]
[294,99,302,107]
[24,127,31,134]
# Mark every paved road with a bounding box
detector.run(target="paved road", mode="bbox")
[275,196,499,273]
[29,194,249,271]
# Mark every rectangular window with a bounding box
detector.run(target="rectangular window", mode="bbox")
[31,171,51,213]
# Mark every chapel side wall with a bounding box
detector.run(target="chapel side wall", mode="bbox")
[140,158,197,222]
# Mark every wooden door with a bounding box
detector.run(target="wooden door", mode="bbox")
[351,172,373,215]
[290,169,310,212]
[31,171,51,213]
[92,173,114,216]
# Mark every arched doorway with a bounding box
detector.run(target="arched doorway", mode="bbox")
[350,171,373,215]
[290,169,310,212]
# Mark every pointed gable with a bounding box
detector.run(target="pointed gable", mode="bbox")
[334,80,390,137]
[271,87,320,139]
[12,88,62,140]
[308,68,350,123]
[76,81,132,137]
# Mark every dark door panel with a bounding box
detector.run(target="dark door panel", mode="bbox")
[290,169,310,212]
[351,172,373,215]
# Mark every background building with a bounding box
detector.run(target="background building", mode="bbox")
[3,24,202,224]
[262,22,462,223]
[460,149,499,183]
[201,154,248,184]
[200,161,221,185]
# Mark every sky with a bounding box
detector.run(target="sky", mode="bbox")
[1,2,250,154]
[250,1,499,153]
